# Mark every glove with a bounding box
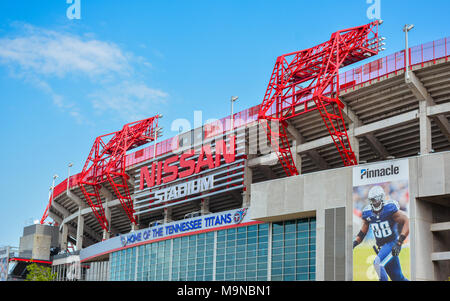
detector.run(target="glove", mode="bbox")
[392,234,406,256]
[353,240,359,249]
[391,241,402,256]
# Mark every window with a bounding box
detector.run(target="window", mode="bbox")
[271,218,316,281]
[109,217,315,281]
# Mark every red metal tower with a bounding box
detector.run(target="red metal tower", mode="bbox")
[79,115,161,231]
[258,21,383,176]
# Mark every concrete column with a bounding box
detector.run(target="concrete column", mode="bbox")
[103,198,111,240]
[419,100,432,155]
[349,121,360,163]
[291,140,302,174]
[76,209,84,250]
[201,198,210,215]
[243,163,253,208]
[131,194,139,231]
[60,223,68,251]
[164,207,173,223]
[315,208,325,281]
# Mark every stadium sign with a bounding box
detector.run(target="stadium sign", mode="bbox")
[153,175,214,203]
[139,139,236,190]
[134,136,245,215]
[120,208,249,247]
[353,159,409,186]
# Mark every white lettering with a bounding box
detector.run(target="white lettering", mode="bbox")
[152,175,214,203]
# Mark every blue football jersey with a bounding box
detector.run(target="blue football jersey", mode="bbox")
[362,200,400,246]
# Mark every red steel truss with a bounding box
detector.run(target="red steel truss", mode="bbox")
[258,21,383,176]
[79,115,161,231]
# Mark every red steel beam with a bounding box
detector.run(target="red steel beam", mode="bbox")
[258,21,383,176]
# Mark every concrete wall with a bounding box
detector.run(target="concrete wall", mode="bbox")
[18,224,59,261]
[250,151,450,281]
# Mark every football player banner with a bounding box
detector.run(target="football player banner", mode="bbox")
[352,159,410,281]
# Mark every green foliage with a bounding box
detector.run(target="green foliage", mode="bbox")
[25,263,56,281]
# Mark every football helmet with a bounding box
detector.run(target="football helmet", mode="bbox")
[367,185,385,213]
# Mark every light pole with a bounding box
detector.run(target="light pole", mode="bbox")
[67,162,73,192]
[403,24,414,81]
[51,174,58,211]
[230,96,239,134]
[153,127,163,159]
[153,115,163,159]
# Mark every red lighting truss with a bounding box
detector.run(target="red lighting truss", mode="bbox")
[79,115,161,231]
[258,21,383,176]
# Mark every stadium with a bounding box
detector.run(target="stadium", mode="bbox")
[1,20,449,282]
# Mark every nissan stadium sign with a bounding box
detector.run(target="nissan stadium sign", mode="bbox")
[133,136,245,215]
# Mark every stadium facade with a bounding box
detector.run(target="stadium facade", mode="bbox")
[2,31,450,281]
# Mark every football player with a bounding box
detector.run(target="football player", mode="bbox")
[353,185,409,281]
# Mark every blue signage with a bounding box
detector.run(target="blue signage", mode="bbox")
[120,208,249,247]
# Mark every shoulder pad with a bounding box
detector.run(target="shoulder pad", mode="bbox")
[362,205,372,219]
[383,200,399,213]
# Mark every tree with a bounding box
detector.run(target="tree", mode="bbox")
[25,263,56,281]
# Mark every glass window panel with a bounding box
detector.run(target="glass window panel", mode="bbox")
[285,232,296,240]
[226,246,235,254]
[236,232,247,241]
[272,222,283,234]
[296,259,309,267]
[247,237,257,244]
[237,227,246,234]
[236,265,245,272]
[225,273,234,281]
[296,266,308,274]
[247,257,257,264]
[247,243,256,251]
[257,249,268,257]
[257,262,267,270]
[225,266,234,273]
[272,248,283,256]
[285,221,296,233]
[258,235,268,243]
[296,231,309,239]
[235,272,245,280]
[227,228,237,235]
[271,261,282,269]
[296,273,308,281]
[247,225,257,232]
[284,274,295,281]
[258,223,269,231]
[247,231,257,238]
[297,222,309,231]
[284,252,295,261]
[271,268,282,276]
[246,249,257,257]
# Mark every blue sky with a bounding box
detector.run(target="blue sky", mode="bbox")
[0,0,449,247]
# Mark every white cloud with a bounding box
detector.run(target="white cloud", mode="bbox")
[0,25,131,78]
[90,82,168,121]
[0,24,165,123]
